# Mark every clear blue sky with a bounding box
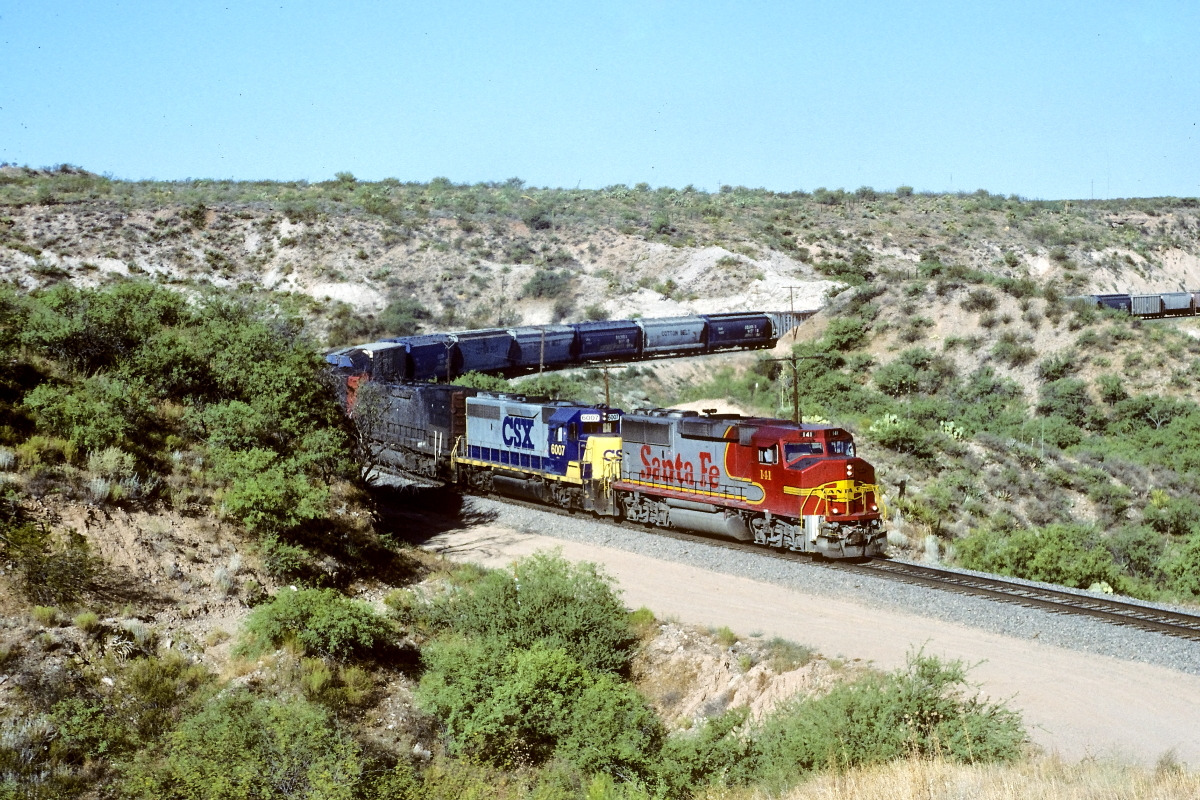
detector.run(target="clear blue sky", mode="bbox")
[1,1,1196,199]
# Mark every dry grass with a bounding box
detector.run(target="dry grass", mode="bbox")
[695,756,1200,800]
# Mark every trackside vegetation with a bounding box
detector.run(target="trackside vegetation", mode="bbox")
[396,552,1025,798]
[657,265,1200,603]
[0,277,1027,798]
[0,279,384,585]
[0,546,1027,799]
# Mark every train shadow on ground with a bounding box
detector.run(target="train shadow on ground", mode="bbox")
[369,482,500,548]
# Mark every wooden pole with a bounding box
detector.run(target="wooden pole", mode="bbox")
[765,354,828,424]
[539,325,546,375]
[791,356,800,425]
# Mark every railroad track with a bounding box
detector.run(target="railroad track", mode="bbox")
[835,558,1200,643]
[380,475,1200,644]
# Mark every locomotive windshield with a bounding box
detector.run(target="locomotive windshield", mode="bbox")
[784,439,855,463]
[785,442,823,461]
[582,421,618,435]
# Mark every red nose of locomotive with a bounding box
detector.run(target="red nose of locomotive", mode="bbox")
[783,453,884,558]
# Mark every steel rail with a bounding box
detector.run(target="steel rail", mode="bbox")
[837,558,1200,642]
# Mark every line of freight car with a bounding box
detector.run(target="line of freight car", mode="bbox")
[326,311,794,383]
[1090,292,1200,318]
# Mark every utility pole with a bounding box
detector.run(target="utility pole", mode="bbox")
[783,286,806,333]
[602,365,611,408]
[539,325,546,375]
[764,354,830,425]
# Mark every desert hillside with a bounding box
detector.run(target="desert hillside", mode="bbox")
[3,166,1198,344]
[3,167,1200,798]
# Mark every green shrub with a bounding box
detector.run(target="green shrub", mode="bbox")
[20,281,190,375]
[188,401,274,452]
[1161,532,1200,597]
[120,691,362,800]
[752,652,1025,789]
[991,333,1037,367]
[31,606,59,626]
[1035,350,1079,382]
[961,288,997,312]
[0,716,86,799]
[23,377,153,454]
[237,588,393,661]
[1142,494,1195,537]
[712,626,738,647]
[72,610,100,633]
[513,372,587,400]
[1024,415,1083,449]
[258,534,318,581]
[0,521,99,605]
[451,371,513,391]
[1107,525,1166,583]
[326,293,434,345]
[417,641,662,776]
[213,448,328,534]
[659,708,756,794]
[53,652,212,762]
[874,349,956,397]
[1110,394,1195,432]
[1096,374,1128,405]
[822,318,870,351]
[1037,379,1093,428]
[764,638,816,672]
[427,551,636,675]
[816,258,873,286]
[523,268,573,299]
[956,523,1121,590]
[299,658,375,709]
[867,414,935,461]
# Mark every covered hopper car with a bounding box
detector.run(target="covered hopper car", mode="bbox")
[326,311,808,383]
[1081,291,1200,319]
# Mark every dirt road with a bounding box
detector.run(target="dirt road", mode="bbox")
[421,522,1200,766]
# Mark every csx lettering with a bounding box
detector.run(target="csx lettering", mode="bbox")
[502,417,535,449]
[640,445,718,488]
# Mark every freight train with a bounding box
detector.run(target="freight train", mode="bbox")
[1087,291,1200,318]
[325,311,812,383]
[346,380,885,559]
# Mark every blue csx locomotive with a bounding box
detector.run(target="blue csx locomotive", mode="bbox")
[325,311,810,383]
[356,381,622,512]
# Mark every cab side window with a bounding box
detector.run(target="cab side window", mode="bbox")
[758,445,778,465]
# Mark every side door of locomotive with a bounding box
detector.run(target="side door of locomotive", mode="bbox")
[750,436,784,503]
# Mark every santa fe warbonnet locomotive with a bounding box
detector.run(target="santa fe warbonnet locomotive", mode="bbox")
[348,381,885,559]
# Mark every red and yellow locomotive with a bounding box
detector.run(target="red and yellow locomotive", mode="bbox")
[612,409,885,558]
